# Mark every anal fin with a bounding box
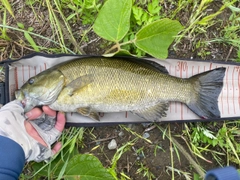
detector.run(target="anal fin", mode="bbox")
[131,102,169,122]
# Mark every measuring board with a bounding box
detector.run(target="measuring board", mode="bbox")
[4,54,240,126]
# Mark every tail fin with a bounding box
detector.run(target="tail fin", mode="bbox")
[187,67,226,119]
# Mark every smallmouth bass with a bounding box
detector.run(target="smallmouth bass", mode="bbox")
[15,57,226,121]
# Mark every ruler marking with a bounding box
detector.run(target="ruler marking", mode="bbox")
[209,63,212,70]
[169,65,172,113]
[238,70,240,109]
[232,67,236,114]
[180,62,183,118]
[44,63,47,70]
[28,65,31,80]
[175,64,177,113]
[226,67,230,114]
[22,65,25,84]
[14,67,18,90]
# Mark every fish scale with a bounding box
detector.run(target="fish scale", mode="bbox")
[15,57,226,121]
[54,58,188,110]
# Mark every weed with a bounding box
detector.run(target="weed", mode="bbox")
[136,162,156,180]
[17,23,39,52]
[154,144,165,156]
[1,0,14,17]
[166,166,192,180]
[184,122,240,167]
[209,4,240,61]
[174,0,229,44]
[156,124,205,179]
[120,125,152,144]
[0,9,10,41]
[109,138,136,179]
[62,0,102,25]
[0,24,75,54]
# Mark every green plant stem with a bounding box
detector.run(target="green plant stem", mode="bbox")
[104,40,134,54]
[0,24,75,54]
[53,0,85,54]
[104,44,119,54]
[168,124,174,180]
[1,9,10,40]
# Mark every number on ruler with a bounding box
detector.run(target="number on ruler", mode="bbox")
[177,61,188,71]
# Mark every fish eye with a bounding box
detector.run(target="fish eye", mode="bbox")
[28,78,35,85]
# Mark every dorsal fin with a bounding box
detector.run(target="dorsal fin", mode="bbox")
[118,57,169,74]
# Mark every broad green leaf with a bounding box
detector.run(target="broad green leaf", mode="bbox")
[93,0,132,42]
[65,154,114,180]
[135,18,183,59]
[32,145,79,178]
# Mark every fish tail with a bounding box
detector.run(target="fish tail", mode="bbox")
[187,67,226,119]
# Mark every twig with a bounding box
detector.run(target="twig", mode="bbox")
[144,125,156,132]
[225,46,233,61]
[87,135,118,144]
[80,37,101,48]
[171,137,205,178]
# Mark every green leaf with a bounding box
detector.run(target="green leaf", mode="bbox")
[66,13,76,21]
[132,6,144,26]
[93,0,132,42]
[17,22,25,29]
[135,18,183,59]
[32,145,79,178]
[65,154,115,180]
[28,27,34,32]
[24,32,40,52]
[1,0,14,17]
[1,9,10,40]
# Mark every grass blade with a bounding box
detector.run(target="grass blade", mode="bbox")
[1,0,14,17]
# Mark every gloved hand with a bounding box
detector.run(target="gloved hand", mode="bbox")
[0,100,66,162]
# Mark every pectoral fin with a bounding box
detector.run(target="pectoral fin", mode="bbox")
[77,107,100,121]
[66,74,94,96]
[131,102,169,121]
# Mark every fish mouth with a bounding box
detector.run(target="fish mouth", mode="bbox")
[19,96,40,112]
[15,90,27,108]
[21,99,26,108]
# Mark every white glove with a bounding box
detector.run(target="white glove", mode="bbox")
[0,100,65,162]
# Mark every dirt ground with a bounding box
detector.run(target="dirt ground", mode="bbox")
[1,1,239,180]
[80,123,217,180]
